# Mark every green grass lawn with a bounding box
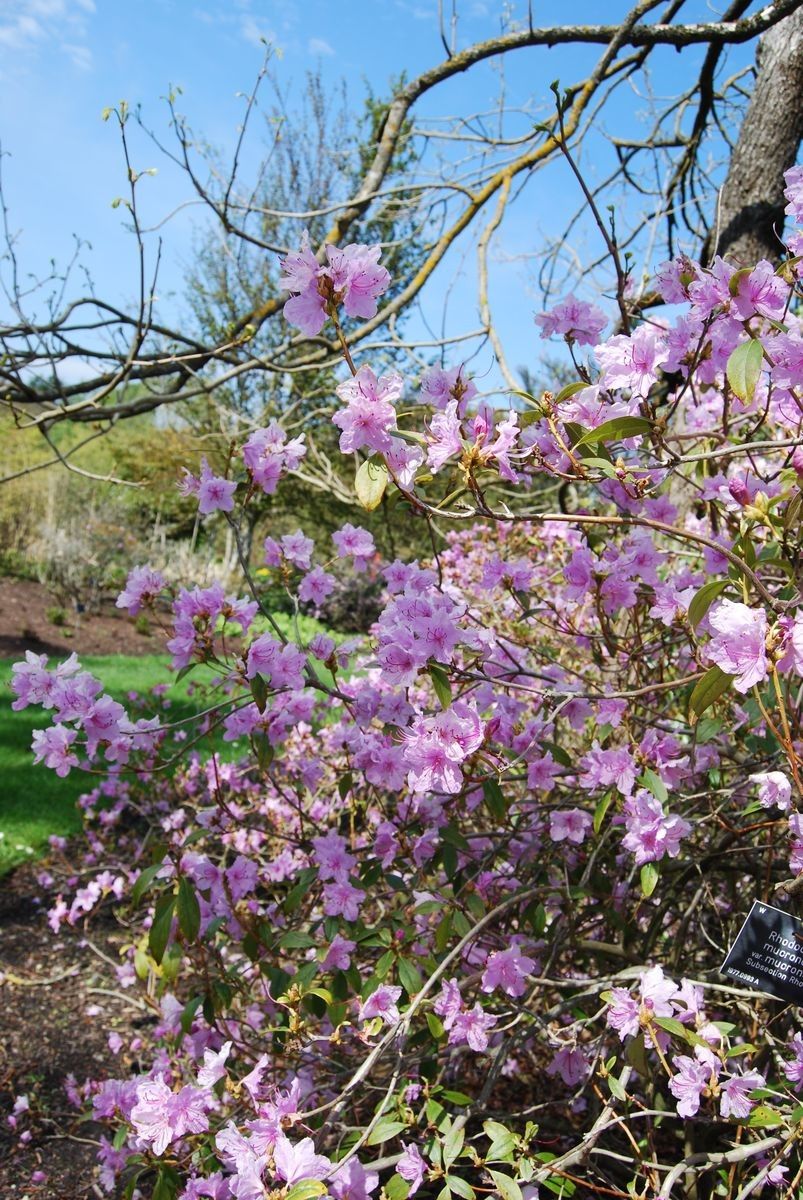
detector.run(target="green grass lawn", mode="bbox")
[0,654,198,873]
[0,611,336,873]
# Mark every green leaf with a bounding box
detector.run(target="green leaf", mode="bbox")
[593,789,616,836]
[625,1032,650,1076]
[365,1118,408,1146]
[509,388,544,411]
[640,862,659,898]
[429,662,452,709]
[285,1182,328,1200]
[443,1123,465,1168]
[487,1171,523,1200]
[573,416,652,448]
[483,1120,516,1162]
[280,930,318,950]
[784,491,802,534]
[688,579,732,630]
[577,456,619,479]
[177,876,201,942]
[747,1104,785,1128]
[695,716,723,743]
[398,957,423,996]
[728,267,754,298]
[148,892,175,964]
[726,338,763,403]
[435,913,452,953]
[375,949,396,979]
[180,994,204,1035]
[554,381,587,405]
[253,730,274,771]
[385,1175,411,1200]
[427,1097,450,1129]
[639,769,668,805]
[447,1176,476,1200]
[131,863,162,907]
[525,901,547,936]
[653,1016,687,1038]
[607,1073,628,1102]
[152,1166,180,1200]
[540,740,572,769]
[427,1011,445,1039]
[391,427,427,447]
[688,664,733,723]
[355,456,389,511]
[250,673,269,713]
[562,420,585,447]
[440,823,470,851]
[483,779,507,821]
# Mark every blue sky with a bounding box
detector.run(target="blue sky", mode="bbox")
[0,0,764,385]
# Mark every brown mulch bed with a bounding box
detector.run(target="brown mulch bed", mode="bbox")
[0,577,161,659]
[0,861,143,1198]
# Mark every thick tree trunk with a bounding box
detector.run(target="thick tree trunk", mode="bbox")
[712,5,803,265]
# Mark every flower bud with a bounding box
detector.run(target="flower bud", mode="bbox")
[728,477,750,506]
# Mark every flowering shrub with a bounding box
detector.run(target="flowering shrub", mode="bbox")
[10,166,803,1198]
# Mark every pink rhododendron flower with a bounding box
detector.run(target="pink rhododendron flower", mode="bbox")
[595,325,666,395]
[359,984,403,1024]
[31,724,79,776]
[273,1133,331,1184]
[719,1070,765,1120]
[332,523,376,570]
[330,1157,380,1200]
[749,771,792,811]
[397,1143,428,1195]
[621,790,692,864]
[197,1041,232,1088]
[427,399,464,472]
[547,1046,590,1087]
[403,701,484,795]
[448,1005,498,1052]
[279,235,390,334]
[669,1054,712,1118]
[549,807,592,845]
[481,946,536,998]
[325,242,391,320]
[323,934,356,972]
[242,423,306,494]
[333,366,402,454]
[420,364,477,414]
[783,1033,803,1090]
[784,164,803,225]
[535,294,607,346]
[116,566,166,615]
[196,457,237,515]
[130,1078,209,1156]
[707,600,768,692]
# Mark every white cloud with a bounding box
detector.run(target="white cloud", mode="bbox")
[62,40,91,69]
[0,14,44,50]
[0,0,93,67]
[307,36,334,57]
[240,15,277,47]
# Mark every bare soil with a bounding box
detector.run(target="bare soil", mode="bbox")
[0,577,161,659]
[0,861,141,1198]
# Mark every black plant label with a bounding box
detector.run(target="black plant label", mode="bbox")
[721,900,803,1004]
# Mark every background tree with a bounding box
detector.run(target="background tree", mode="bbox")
[1,1,801,490]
